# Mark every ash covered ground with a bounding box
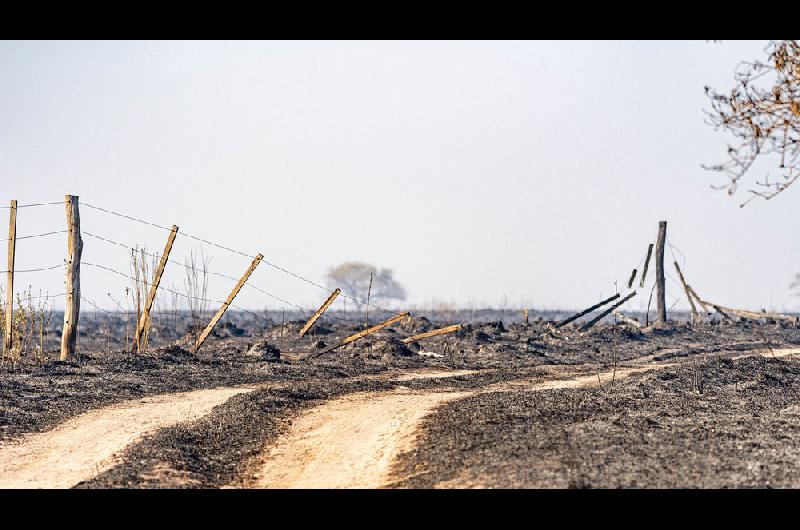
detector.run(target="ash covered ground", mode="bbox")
[2,309,800,488]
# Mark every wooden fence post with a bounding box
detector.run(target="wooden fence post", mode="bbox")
[655,221,667,323]
[556,293,620,329]
[639,243,654,288]
[60,195,83,360]
[4,200,17,354]
[133,225,178,353]
[626,268,637,289]
[401,323,462,345]
[298,288,340,338]
[673,261,700,323]
[314,311,410,356]
[579,291,637,332]
[194,253,263,353]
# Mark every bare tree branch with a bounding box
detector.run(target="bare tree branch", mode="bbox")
[704,40,800,207]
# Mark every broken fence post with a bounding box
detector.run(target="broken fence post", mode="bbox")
[194,253,263,353]
[314,311,411,357]
[133,224,178,353]
[626,268,637,289]
[401,323,462,345]
[701,301,798,324]
[4,200,16,354]
[556,293,620,329]
[298,288,341,338]
[673,261,700,324]
[613,311,642,328]
[60,195,83,361]
[579,291,637,332]
[639,243,654,288]
[655,221,667,323]
[711,304,732,321]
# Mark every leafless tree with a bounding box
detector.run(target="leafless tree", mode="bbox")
[325,261,406,306]
[704,40,800,207]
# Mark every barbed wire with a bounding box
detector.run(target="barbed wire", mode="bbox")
[83,231,239,284]
[80,259,352,326]
[80,295,196,323]
[81,232,343,321]
[82,261,223,305]
[0,201,63,209]
[0,263,65,274]
[80,200,397,315]
[1,230,68,242]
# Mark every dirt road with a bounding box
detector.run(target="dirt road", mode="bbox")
[2,350,796,489]
[249,349,800,489]
[0,368,476,489]
[248,366,662,488]
[0,386,254,489]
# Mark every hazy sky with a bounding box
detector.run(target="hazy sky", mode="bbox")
[2,40,799,314]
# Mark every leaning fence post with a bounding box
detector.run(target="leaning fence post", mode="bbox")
[556,293,620,329]
[313,311,411,357]
[298,288,340,338]
[639,243,654,288]
[579,291,637,332]
[4,200,17,354]
[673,261,700,324]
[194,253,263,353]
[60,195,83,360]
[655,221,667,323]
[401,323,462,345]
[133,225,179,353]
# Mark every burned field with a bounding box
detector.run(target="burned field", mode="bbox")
[390,355,800,488]
[2,311,800,489]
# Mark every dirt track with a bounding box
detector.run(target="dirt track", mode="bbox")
[1,345,798,489]
[0,386,254,489]
[0,368,474,489]
[247,349,800,489]
[247,366,657,489]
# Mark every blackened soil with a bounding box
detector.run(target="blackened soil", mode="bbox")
[389,355,800,488]
[3,317,800,488]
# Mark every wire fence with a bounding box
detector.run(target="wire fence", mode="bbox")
[2,196,754,354]
[1,198,400,328]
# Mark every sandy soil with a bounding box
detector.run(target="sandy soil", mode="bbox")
[250,387,470,489]
[0,386,254,489]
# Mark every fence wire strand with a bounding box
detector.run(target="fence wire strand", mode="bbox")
[81,202,398,315]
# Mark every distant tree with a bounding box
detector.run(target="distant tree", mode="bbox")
[704,40,800,207]
[325,261,406,304]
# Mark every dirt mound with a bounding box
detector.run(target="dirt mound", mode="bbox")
[372,338,415,358]
[246,340,281,360]
[217,321,246,338]
[405,316,433,333]
[150,345,198,364]
[473,330,492,343]
[488,321,506,333]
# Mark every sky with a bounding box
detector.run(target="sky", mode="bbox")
[1,40,799,314]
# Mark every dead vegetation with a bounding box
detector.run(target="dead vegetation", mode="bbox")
[0,285,53,366]
[705,40,800,206]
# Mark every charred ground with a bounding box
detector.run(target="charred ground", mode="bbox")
[2,312,800,488]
